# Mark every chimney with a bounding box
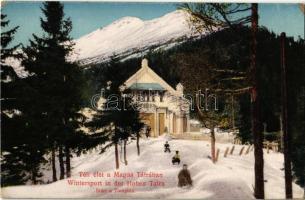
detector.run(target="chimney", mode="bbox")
[141,58,149,68]
[176,83,184,95]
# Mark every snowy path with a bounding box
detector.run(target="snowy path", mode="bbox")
[2,136,304,199]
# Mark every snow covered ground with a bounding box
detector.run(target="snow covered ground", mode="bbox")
[2,136,304,199]
[70,10,201,65]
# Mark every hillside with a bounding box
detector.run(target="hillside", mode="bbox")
[70,10,203,65]
[2,136,304,199]
[7,10,205,76]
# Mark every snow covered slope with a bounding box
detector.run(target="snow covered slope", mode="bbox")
[7,10,203,76]
[70,10,202,65]
[2,136,304,199]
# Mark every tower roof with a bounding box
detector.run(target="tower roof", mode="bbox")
[124,59,179,95]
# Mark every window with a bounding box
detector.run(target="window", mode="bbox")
[160,92,164,102]
[137,91,142,101]
[152,91,155,102]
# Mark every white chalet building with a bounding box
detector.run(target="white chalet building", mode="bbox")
[123,58,190,137]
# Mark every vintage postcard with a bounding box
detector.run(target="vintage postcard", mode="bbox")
[1,1,304,199]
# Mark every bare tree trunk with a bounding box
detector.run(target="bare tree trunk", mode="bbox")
[280,32,293,199]
[124,140,128,165]
[195,92,216,163]
[51,145,57,182]
[58,145,65,180]
[136,133,140,156]
[115,142,119,169]
[65,145,71,178]
[250,4,265,199]
[279,115,284,152]
[215,149,220,162]
[211,127,216,163]
[231,94,235,129]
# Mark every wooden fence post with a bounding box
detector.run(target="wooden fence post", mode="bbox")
[224,147,229,157]
[239,146,245,156]
[215,149,220,162]
[245,145,251,154]
[230,146,235,155]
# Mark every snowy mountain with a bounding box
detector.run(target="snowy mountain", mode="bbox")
[70,10,202,65]
[7,10,204,76]
[2,136,304,198]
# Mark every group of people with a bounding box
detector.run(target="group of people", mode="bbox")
[163,141,192,187]
[164,141,180,165]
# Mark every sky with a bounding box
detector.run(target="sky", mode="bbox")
[2,2,304,47]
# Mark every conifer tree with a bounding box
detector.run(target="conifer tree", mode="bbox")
[1,13,48,186]
[86,59,143,169]
[1,13,23,186]
[22,2,86,181]
[1,13,21,132]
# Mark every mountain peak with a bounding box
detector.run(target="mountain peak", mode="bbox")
[8,10,206,74]
[70,10,204,65]
[112,16,143,25]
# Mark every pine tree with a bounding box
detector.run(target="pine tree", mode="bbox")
[0,13,20,139]
[236,93,252,143]
[0,14,21,80]
[21,2,87,181]
[291,87,305,189]
[0,13,22,140]
[0,13,34,186]
[286,34,305,195]
[86,59,143,169]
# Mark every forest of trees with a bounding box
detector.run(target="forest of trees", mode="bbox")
[87,25,305,191]
[1,2,143,186]
[1,2,304,199]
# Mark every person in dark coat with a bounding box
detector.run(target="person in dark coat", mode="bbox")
[164,141,171,153]
[146,126,151,138]
[172,151,180,165]
[178,164,192,187]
